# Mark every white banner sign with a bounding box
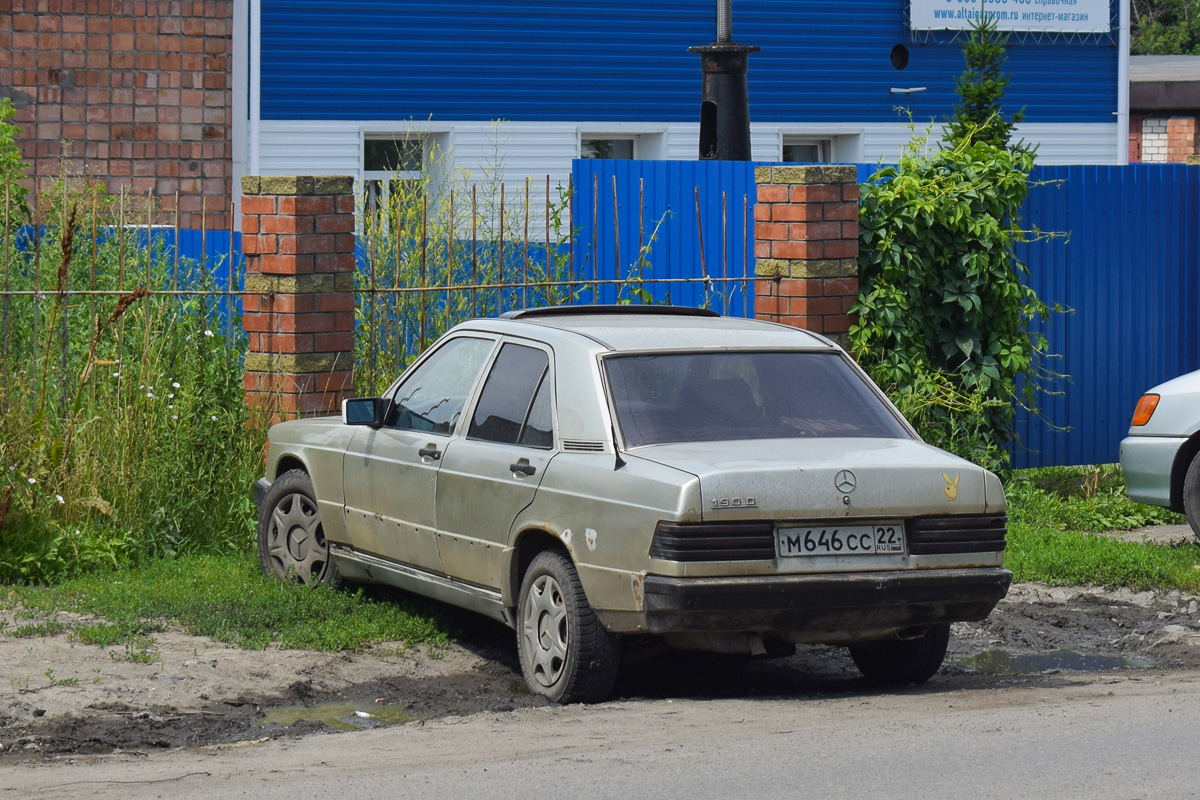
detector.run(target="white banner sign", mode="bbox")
[910,0,1111,34]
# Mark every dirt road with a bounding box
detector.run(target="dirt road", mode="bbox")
[5,664,1200,800]
[3,576,1200,763]
[2,524,1200,764]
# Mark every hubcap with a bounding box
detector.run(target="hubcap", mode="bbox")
[267,492,327,585]
[521,574,568,688]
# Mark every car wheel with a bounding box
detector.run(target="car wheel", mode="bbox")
[1185,453,1200,541]
[517,550,620,704]
[848,623,950,686]
[257,470,341,587]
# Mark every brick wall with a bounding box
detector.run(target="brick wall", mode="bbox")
[1141,117,1169,162]
[753,165,858,342]
[241,176,356,422]
[1167,117,1199,163]
[1,0,233,229]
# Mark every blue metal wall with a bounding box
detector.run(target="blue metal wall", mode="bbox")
[261,1,1116,124]
[570,159,758,315]
[572,159,1200,468]
[1012,165,1200,468]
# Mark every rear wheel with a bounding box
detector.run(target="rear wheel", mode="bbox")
[257,470,341,588]
[1184,454,1200,541]
[517,550,620,703]
[848,623,950,686]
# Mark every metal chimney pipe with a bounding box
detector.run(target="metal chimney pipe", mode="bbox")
[690,0,759,160]
[717,0,732,43]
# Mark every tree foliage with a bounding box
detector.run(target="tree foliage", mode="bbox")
[944,14,1026,152]
[849,131,1049,471]
[0,99,31,223]
[1132,0,1200,54]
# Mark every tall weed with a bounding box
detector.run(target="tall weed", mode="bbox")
[0,152,263,583]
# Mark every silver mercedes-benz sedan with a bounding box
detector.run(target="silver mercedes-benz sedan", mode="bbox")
[254,306,1011,702]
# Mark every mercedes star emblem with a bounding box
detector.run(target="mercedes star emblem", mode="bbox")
[835,470,857,494]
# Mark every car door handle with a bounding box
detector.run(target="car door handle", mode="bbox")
[419,446,442,460]
[509,461,536,476]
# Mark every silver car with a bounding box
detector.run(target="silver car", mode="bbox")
[254,307,1011,702]
[1120,368,1200,538]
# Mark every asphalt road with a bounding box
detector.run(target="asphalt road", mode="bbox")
[8,669,1200,800]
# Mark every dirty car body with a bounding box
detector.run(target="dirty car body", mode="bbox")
[254,307,1011,702]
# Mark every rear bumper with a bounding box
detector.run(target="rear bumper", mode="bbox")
[642,567,1012,633]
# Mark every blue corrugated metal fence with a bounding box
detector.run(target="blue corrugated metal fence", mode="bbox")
[572,159,1200,468]
[570,159,757,315]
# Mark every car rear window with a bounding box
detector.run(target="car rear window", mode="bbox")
[605,351,911,448]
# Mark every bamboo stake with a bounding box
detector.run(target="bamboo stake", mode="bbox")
[612,175,620,291]
[420,194,427,348]
[227,199,235,347]
[32,183,41,386]
[522,176,530,308]
[695,185,708,286]
[498,183,505,314]
[722,190,728,313]
[471,184,478,318]
[60,177,69,417]
[743,193,749,318]
[567,173,574,303]
[592,174,598,304]
[446,188,454,332]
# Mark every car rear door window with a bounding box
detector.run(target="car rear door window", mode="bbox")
[469,343,553,448]
[389,336,495,434]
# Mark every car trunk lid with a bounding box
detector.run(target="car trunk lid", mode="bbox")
[628,438,987,521]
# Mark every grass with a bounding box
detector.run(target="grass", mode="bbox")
[1003,465,1200,594]
[2,552,456,652]
[2,464,1197,657]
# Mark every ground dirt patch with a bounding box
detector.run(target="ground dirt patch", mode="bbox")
[4,575,1200,762]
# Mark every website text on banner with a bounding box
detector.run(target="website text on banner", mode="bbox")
[908,0,1111,34]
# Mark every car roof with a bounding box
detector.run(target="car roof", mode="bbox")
[456,306,835,353]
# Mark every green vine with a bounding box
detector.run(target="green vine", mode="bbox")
[849,127,1058,471]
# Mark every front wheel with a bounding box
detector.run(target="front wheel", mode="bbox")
[1184,453,1200,541]
[848,623,950,686]
[257,470,341,588]
[517,550,620,704]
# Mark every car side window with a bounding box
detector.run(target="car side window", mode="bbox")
[468,343,553,448]
[388,336,495,435]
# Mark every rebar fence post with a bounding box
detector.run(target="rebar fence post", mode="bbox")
[240,176,356,423]
[752,166,859,346]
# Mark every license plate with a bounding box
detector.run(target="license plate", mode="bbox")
[776,523,906,557]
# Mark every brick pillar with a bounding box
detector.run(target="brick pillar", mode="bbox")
[241,176,356,422]
[753,166,859,344]
[1167,117,1199,163]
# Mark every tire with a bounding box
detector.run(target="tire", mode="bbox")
[848,623,951,686]
[1185,454,1200,542]
[517,550,620,704]
[257,469,341,588]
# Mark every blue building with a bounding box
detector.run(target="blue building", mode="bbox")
[232,1,1128,206]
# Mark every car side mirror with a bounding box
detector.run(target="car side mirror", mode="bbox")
[342,397,389,428]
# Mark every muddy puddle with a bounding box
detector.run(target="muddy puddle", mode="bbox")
[958,648,1145,675]
[262,703,419,731]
